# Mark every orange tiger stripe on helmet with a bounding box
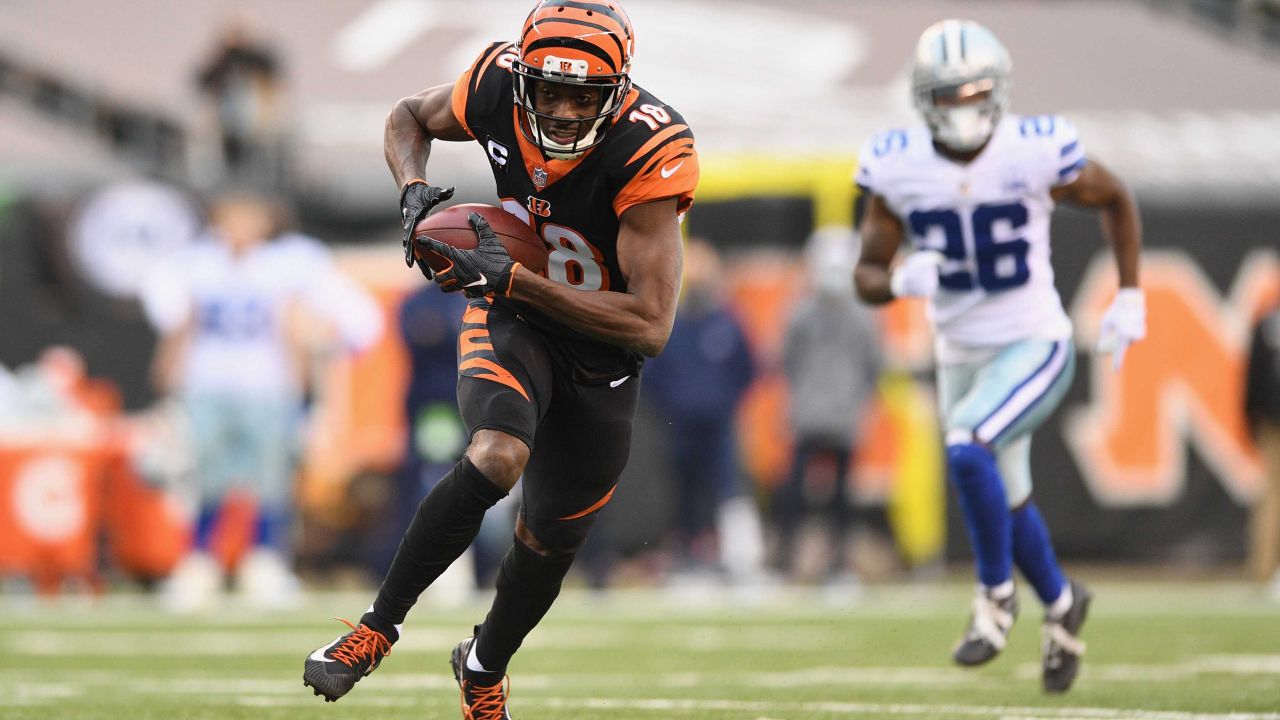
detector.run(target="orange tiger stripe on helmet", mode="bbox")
[520,0,635,76]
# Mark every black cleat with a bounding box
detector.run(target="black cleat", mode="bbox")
[953,586,1019,667]
[1042,580,1092,693]
[303,617,393,702]
[451,635,513,720]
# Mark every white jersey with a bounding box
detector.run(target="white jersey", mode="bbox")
[857,114,1085,360]
[142,235,383,398]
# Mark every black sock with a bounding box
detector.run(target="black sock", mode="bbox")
[370,456,507,628]
[471,538,574,679]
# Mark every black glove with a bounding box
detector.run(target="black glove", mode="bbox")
[424,213,519,298]
[400,180,455,270]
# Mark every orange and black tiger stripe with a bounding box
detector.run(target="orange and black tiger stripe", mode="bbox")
[451,41,517,138]
[458,303,530,401]
[612,119,699,216]
[520,0,635,76]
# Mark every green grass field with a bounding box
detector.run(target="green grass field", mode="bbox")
[2,581,1278,719]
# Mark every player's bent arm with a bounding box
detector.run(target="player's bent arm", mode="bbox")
[507,198,682,357]
[1051,157,1142,288]
[149,318,194,395]
[384,83,473,190]
[854,193,907,305]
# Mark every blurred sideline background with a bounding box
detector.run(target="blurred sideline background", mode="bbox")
[2,0,1280,604]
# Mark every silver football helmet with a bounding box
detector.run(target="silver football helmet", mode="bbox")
[912,20,1011,152]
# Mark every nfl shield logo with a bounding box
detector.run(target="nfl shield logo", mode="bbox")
[533,167,548,190]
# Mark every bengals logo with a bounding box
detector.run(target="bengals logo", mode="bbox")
[1066,249,1280,506]
[526,196,551,218]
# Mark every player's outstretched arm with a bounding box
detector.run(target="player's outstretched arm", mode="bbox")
[854,193,907,305]
[384,83,473,191]
[1051,157,1141,289]
[507,198,682,357]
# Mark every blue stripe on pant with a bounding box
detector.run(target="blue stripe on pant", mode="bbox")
[939,338,1076,506]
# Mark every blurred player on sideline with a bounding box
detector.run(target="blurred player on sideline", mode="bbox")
[144,191,382,611]
[644,238,764,587]
[853,20,1144,693]
[777,227,883,587]
[303,1,698,716]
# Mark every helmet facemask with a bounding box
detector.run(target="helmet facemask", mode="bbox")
[513,55,631,160]
[915,75,1007,152]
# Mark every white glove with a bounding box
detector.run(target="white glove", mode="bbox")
[890,250,945,299]
[1097,287,1146,370]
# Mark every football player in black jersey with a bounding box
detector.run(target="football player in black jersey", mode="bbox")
[304,2,698,717]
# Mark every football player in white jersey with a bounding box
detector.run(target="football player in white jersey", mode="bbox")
[854,20,1144,693]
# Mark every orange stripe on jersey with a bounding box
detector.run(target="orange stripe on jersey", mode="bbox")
[471,42,513,95]
[616,86,640,118]
[557,485,617,520]
[452,43,512,139]
[613,143,700,217]
[450,72,475,138]
[639,139,695,177]
[459,357,530,401]
[626,123,688,166]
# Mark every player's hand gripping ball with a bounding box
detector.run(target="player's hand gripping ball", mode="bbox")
[412,204,548,297]
[400,181,455,267]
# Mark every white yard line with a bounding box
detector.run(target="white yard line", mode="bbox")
[4,678,1278,719]
[191,694,1280,720]
[538,697,1280,720]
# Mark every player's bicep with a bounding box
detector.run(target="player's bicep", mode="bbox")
[856,192,905,269]
[1050,156,1125,207]
[616,198,682,321]
[396,83,472,142]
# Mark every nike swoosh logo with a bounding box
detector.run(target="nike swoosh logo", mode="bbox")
[465,273,487,288]
[609,375,630,388]
[309,637,342,663]
[660,161,684,179]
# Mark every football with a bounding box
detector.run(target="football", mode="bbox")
[413,203,547,275]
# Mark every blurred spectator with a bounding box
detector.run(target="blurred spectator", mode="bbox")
[1245,299,1280,597]
[775,227,883,585]
[141,191,381,611]
[644,238,765,585]
[368,285,511,594]
[194,19,287,189]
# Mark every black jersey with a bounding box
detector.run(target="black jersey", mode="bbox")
[449,42,699,383]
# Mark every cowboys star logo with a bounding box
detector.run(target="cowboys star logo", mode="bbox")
[533,167,549,190]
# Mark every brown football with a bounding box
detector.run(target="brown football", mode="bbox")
[413,203,547,275]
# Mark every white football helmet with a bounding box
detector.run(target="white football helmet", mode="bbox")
[912,20,1011,152]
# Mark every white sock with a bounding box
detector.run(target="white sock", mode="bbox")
[985,580,1015,600]
[466,642,493,674]
[1048,583,1073,619]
